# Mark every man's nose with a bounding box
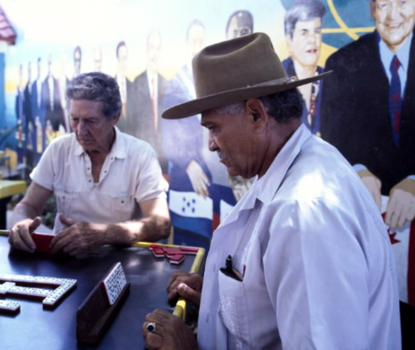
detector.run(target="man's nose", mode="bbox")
[388,2,401,20]
[208,132,218,152]
[307,32,317,43]
[76,121,88,135]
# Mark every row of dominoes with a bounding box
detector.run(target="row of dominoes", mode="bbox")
[0,274,71,287]
[149,245,199,265]
[0,282,51,298]
[0,274,77,312]
[43,280,77,307]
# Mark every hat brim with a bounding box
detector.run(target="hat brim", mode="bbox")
[162,71,332,120]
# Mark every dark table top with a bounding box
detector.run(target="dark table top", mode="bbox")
[0,236,203,349]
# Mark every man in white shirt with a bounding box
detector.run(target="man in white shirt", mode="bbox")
[142,33,401,349]
[9,72,170,256]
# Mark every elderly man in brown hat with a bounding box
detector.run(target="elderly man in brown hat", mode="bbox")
[142,33,401,350]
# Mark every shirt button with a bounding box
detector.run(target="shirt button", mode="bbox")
[89,180,92,183]
[87,167,90,171]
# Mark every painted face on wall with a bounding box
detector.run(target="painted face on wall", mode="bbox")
[74,49,82,77]
[226,15,252,39]
[94,48,102,72]
[37,59,42,80]
[371,0,415,50]
[69,100,118,154]
[147,31,161,73]
[188,25,205,60]
[47,54,53,76]
[27,62,32,84]
[117,45,128,75]
[286,17,322,68]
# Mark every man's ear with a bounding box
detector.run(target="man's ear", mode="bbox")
[245,98,269,130]
[285,34,293,54]
[112,113,121,125]
[369,0,376,20]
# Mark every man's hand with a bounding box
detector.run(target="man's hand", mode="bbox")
[358,169,382,211]
[167,271,203,307]
[386,179,415,229]
[142,309,198,350]
[9,217,42,252]
[50,214,107,256]
[186,160,210,199]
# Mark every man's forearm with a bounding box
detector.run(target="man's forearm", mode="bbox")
[11,202,42,227]
[104,214,171,246]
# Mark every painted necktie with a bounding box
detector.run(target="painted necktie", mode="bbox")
[151,77,157,130]
[389,55,401,147]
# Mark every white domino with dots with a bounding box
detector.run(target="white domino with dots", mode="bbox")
[0,274,77,310]
[0,300,20,313]
[102,262,127,305]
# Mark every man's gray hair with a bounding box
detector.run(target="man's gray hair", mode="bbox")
[284,0,326,38]
[66,72,122,120]
[213,88,304,123]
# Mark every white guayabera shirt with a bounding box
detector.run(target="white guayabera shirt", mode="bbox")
[30,126,167,233]
[198,124,401,350]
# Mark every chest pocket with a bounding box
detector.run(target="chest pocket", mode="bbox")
[108,192,134,222]
[55,190,79,217]
[218,270,252,349]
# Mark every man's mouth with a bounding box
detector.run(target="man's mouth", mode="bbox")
[217,150,226,160]
[306,49,317,54]
[78,138,94,143]
[387,22,403,29]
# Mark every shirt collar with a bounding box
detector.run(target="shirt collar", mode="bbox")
[220,124,312,227]
[379,31,413,73]
[73,126,127,159]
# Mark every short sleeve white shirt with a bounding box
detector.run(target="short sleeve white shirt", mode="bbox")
[30,127,167,232]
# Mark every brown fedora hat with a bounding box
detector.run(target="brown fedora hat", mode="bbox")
[162,32,331,120]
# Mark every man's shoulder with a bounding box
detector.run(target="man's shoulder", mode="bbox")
[133,71,147,84]
[46,133,77,153]
[118,130,156,155]
[276,137,354,202]
[326,32,377,68]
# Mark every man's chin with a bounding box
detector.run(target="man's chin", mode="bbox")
[226,167,241,178]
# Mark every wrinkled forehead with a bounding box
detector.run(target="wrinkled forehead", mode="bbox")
[69,99,105,118]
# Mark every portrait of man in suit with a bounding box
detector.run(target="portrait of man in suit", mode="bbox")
[15,64,25,164]
[114,41,135,132]
[283,0,326,136]
[93,47,102,72]
[42,54,65,133]
[161,20,213,248]
[321,0,415,229]
[59,51,70,132]
[133,29,168,172]
[23,62,35,168]
[73,46,82,79]
[31,57,45,163]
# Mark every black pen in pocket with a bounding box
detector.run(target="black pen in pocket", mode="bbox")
[220,255,244,282]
